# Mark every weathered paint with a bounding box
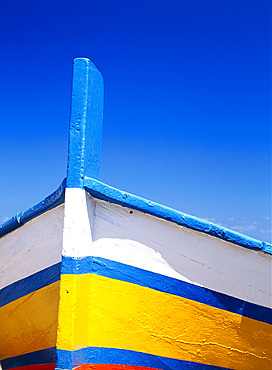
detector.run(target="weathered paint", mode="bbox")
[8,365,56,370]
[74,365,161,370]
[84,177,272,255]
[0,282,60,359]
[0,206,64,368]
[0,179,65,239]
[55,188,272,369]
[1,349,56,370]
[63,190,272,309]
[61,188,94,258]
[57,347,221,369]
[0,263,61,307]
[0,205,64,290]
[1,58,272,370]
[1,174,271,256]
[66,58,103,188]
[60,256,271,325]
[56,265,271,369]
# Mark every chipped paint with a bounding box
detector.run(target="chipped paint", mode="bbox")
[56,266,271,369]
[0,206,64,368]
[1,58,271,370]
[55,187,272,369]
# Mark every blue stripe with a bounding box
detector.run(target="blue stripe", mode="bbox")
[56,347,229,370]
[0,263,61,308]
[1,348,56,370]
[84,177,272,255]
[61,256,272,325]
[0,179,66,239]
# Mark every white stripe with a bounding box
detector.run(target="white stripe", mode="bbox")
[60,189,272,309]
[0,205,64,289]
[91,195,272,309]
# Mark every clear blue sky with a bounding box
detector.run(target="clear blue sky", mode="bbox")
[0,0,271,242]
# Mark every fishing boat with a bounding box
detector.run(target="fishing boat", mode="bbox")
[0,58,271,370]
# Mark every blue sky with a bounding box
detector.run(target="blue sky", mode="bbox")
[0,0,271,242]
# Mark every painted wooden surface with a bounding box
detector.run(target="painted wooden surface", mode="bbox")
[1,57,271,370]
[55,188,272,370]
[92,196,272,308]
[62,189,272,309]
[66,58,103,188]
[84,177,271,255]
[0,56,103,370]
[0,205,64,369]
[0,205,64,289]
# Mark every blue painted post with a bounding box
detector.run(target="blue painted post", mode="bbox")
[66,58,104,188]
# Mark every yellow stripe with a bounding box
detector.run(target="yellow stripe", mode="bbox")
[56,274,78,351]
[0,281,60,360]
[57,274,272,370]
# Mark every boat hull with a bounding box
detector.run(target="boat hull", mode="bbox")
[0,205,64,370]
[1,189,271,369]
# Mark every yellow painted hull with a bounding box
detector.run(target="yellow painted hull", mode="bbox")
[1,255,271,370]
[1,57,271,370]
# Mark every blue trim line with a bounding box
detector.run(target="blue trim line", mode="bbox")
[0,263,61,308]
[0,348,56,370]
[84,177,272,255]
[61,256,272,325]
[0,178,66,239]
[56,347,228,370]
[66,58,103,188]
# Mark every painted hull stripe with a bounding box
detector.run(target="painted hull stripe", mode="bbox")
[75,365,163,370]
[84,177,272,255]
[1,348,56,370]
[0,282,60,361]
[61,256,272,325]
[0,263,61,308]
[56,348,227,370]
[57,274,271,368]
[4,365,56,370]
[0,179,65,239]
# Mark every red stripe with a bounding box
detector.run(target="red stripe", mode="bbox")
[6,364,55,370]
[75,365,162,370]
